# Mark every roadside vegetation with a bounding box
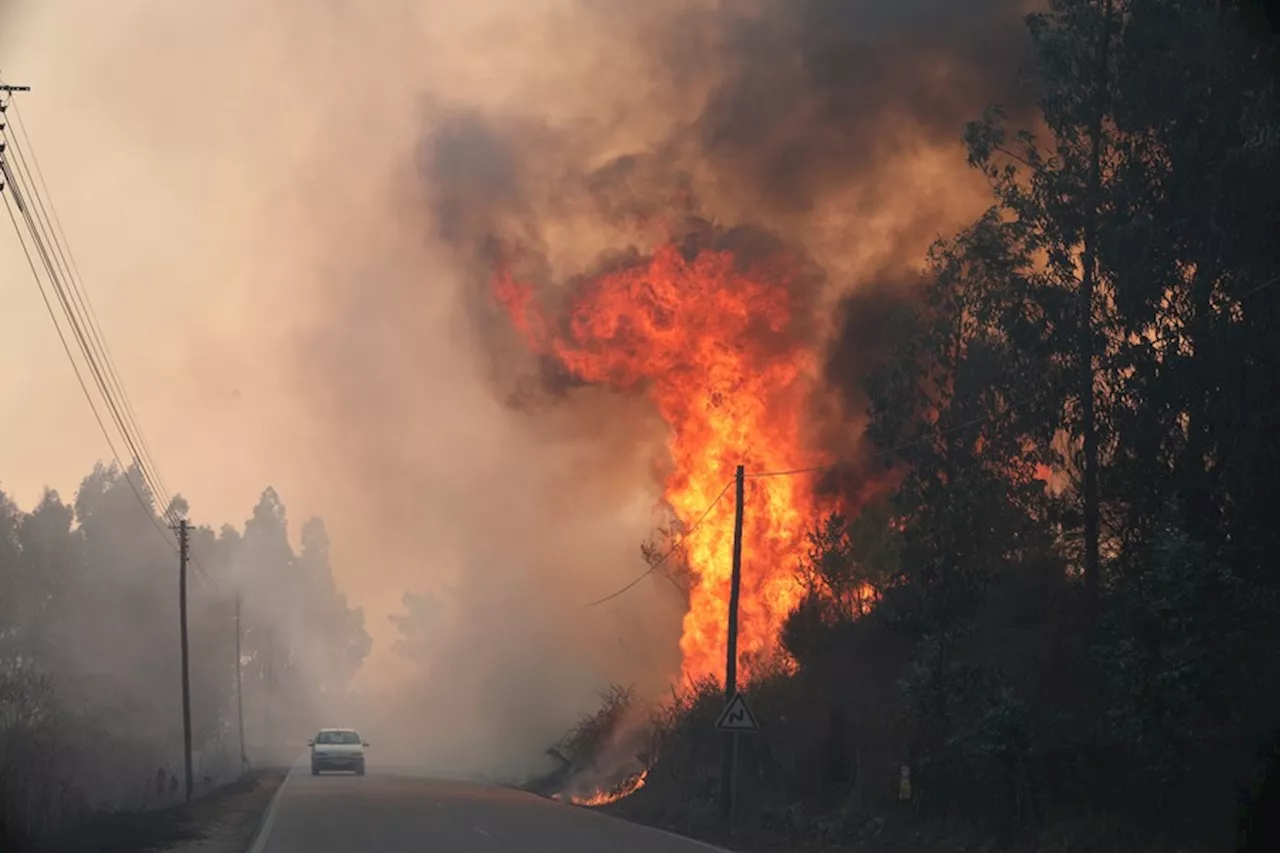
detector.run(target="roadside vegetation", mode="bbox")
[546,3,1280,850]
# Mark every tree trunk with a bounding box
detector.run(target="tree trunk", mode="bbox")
[1179,259,1221,544]
[1080,0,1114,611]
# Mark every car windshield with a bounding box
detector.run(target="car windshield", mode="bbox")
[315,730,360,745]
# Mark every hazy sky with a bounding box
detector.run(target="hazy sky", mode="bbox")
[0,1,676,676]
[3,20,827,770]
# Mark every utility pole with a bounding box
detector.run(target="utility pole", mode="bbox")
[235,594,247,770]
[0,83,31,198]
[264,626,274,762]
[719,464,746,820]
[172,519,194,802]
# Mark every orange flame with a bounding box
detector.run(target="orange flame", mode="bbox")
[494,241,830,683]
[570,769,649,807]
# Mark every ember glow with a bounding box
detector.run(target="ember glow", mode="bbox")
[568,769,650,807]
[494,238,831,682]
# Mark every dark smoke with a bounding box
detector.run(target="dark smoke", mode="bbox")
[416,0,1037,495]
[688,0,1037,215]
[417,0,1036,258]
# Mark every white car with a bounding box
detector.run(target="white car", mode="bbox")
[308,728,368,776]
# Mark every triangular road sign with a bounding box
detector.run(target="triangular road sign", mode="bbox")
[714,691,760,732]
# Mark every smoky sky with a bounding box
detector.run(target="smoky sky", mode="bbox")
[415,0,1038,486]
[1,0,1043,780]
[693,0,1036,214]
[418,0,1036,275]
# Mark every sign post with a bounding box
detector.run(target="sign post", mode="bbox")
[715,688,760,820]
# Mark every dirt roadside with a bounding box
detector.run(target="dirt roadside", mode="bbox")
[36,769,287,853]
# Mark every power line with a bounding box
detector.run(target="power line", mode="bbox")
[582,480,734,608]
[2,97,176,523]
[5,146,153,491]
[2,97,215,588]
[1,87,217,588]
[1227,272,1280,305]
[9,98,179,520]
[1,102,152,487]
[2,190,178,552]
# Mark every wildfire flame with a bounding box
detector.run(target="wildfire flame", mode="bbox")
[494,239,830,683]
[568,769,649,807]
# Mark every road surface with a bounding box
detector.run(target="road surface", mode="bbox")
[250,764,728,853]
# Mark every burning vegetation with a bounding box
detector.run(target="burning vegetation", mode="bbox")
[530,685,656,808]
[493,223,846,684]
[567,770,649,807]
[423,0,1280,844]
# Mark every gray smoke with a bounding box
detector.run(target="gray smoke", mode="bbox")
[1,0,1038,782]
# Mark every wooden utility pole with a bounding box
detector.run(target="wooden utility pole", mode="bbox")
[0,84,32,198]
[264,626,274,761]
[173,519,194,802]
[719,465,746,820]
[235,594,247,769]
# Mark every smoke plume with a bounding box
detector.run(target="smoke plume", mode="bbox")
[1,0,1036,779]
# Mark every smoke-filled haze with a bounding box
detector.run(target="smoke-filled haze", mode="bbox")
[1,0,1035,777]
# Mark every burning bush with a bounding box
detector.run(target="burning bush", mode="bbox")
[493,227,871,685]
[540,685,654,806]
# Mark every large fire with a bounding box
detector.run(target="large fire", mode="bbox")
[494,238,831,683]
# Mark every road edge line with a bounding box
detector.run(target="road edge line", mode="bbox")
[245,760,298,853]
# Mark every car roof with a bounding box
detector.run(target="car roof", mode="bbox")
[317,727,359,733]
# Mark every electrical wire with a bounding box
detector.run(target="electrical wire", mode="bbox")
[2,101,174,521]
[10,98,179,520]
[3,98,214,587]
[1,90,217,588]
[581,480,734,608]
[2,191,179,553]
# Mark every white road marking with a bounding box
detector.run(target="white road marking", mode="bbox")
[246,754,305,853]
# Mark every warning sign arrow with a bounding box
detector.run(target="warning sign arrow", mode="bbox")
[714,691,760,733]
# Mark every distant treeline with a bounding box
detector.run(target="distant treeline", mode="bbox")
[0,467,370,848]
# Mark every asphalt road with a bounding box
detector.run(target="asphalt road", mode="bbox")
[250,764,728,853]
